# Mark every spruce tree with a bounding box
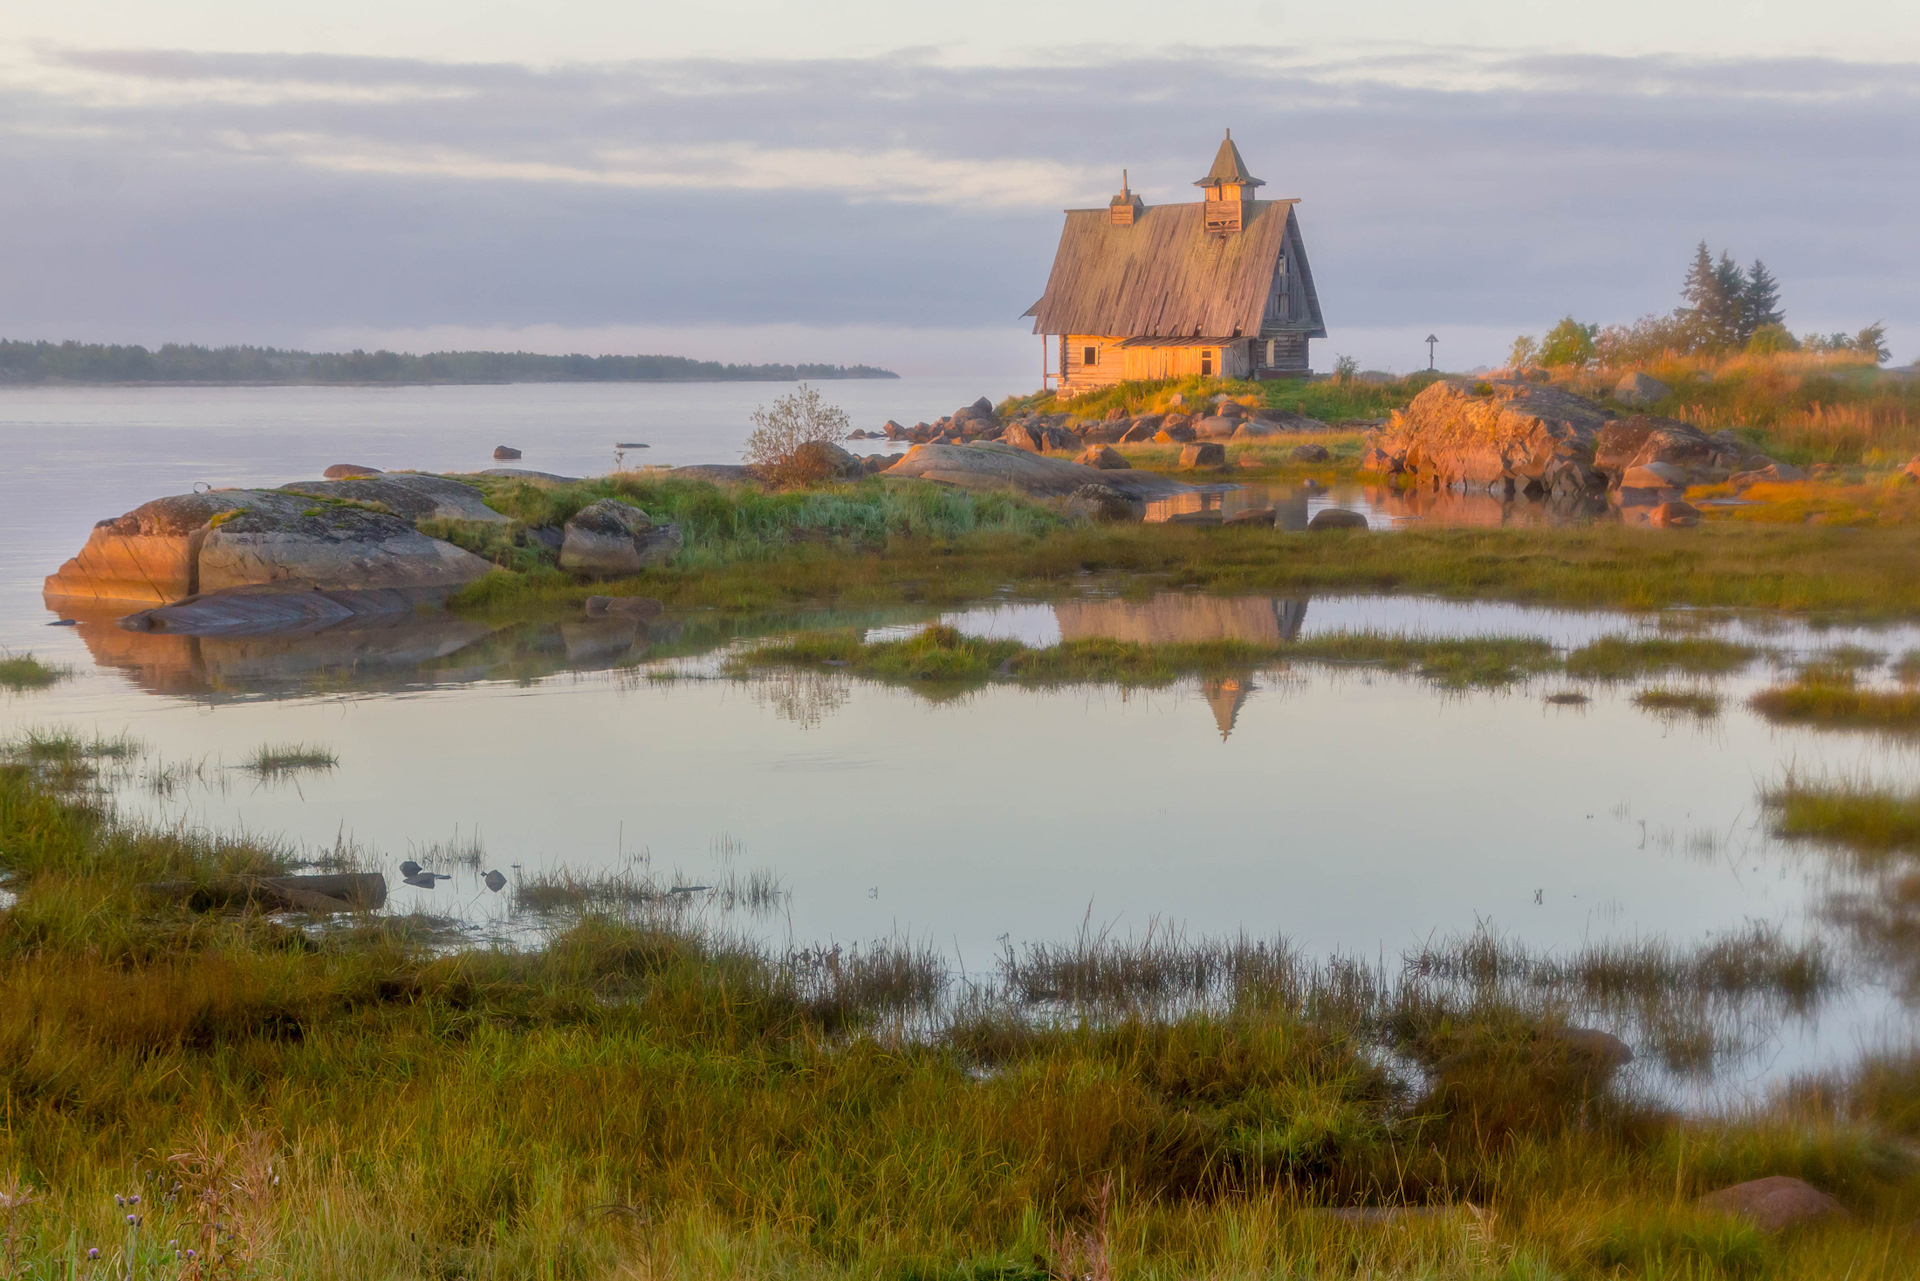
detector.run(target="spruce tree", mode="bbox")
[1741,259,1784,341]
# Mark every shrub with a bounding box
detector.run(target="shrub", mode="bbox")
[742,383,852,487]
[1539,317,1599,368]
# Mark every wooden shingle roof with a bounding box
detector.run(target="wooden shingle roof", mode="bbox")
[1024,199,1323,339]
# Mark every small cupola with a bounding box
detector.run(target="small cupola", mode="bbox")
[1107,169,1144,226]
[1194,129,1263,234]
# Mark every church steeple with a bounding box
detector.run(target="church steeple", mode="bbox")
[1194,129,1263,234]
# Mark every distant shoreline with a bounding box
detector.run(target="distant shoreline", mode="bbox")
[0,375,902,389]
[0,340,900,387]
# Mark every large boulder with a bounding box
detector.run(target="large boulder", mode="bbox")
[1001,422,1044,453]
[1621,462,1690,490]
[789,440,865,479]
[1377,381,1613,492]
[197,503,497,595]
[1179,442,1227,469]
[44,488,496,606]
[1074,445,1131,470]
[1697,1177,1847,1232]
[1193,416,1241,441]
[1613,372,1672,407]
[881,442,1194,500]
[1154,424,1198,444]
[1592,415,1757,485]
[1309,508,1370,531]
[1289,444,1333,463]
[558,499,684,577]
[1062,484,1138,522]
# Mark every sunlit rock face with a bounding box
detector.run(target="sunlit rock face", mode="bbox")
[44,476,503,606]
[1053,593,1307,646]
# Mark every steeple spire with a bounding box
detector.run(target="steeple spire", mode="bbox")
[1196,129,1260,234]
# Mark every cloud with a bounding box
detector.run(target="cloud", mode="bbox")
[1,44,1915,370]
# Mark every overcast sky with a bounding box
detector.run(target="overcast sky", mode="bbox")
[2,1,1915,374]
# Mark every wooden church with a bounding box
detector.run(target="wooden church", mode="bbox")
[1025,131,1325,393]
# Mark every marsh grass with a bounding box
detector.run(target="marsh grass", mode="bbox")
[1634,687,1724,719]
[456,518,1920,626]
[2,745,1916,1278]
[1564,636,1759,681]
[410,826,485,869]
[0,651,70,692]
[1749,670,1920,733]
[239,742,340,777]
[1764,778,1920,854]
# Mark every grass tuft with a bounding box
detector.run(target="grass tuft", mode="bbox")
[1634,687,1724,718]
[1749,670,1920,734]
[239,742,339,777]
[0,651,71,692]
[1564,636,1759,681]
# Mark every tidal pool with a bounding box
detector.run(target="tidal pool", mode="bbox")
[8,587,1920,1103]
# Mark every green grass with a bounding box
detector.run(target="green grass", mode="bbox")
[1564,636,1760,681]
[452,519,1920,624]
[1633,687,1724,718]
[238,742,340,777]
[0,652,70,693]
[0,749,1916,1279]
[1285,632,1559,688]
[1749,671,1920,733]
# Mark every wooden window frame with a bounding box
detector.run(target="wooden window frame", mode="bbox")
[1082,345,1098,368]
[1200,349,1214,377]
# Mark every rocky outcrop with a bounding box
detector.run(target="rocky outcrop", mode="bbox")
[493,446,523,460]
[1371,381,1782,500]
[557,499,684,577]
[791,440,865,479]
[1374,381,1613,494]
[881,442,1194,501]
[45,485,498,606]
[324,463,382,479]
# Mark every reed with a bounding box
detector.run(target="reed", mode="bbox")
[1633,687,1724,718]
[1749,670,1920,734]
[238,742,340,777]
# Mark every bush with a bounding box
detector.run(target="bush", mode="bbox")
[742,383,852,487]
[1539,317,1599,368]
[1746,322,1799,355]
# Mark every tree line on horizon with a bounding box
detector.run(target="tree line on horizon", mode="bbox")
[1511,241,1891,370]
[0,341,898,385]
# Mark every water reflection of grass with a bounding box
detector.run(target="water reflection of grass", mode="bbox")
[0,752,1916,1279]
[734,624,1560,692]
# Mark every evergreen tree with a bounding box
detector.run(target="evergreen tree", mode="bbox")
[1741,259,1784,343]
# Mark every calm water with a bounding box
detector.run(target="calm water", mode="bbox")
[4,384,1918,1100]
